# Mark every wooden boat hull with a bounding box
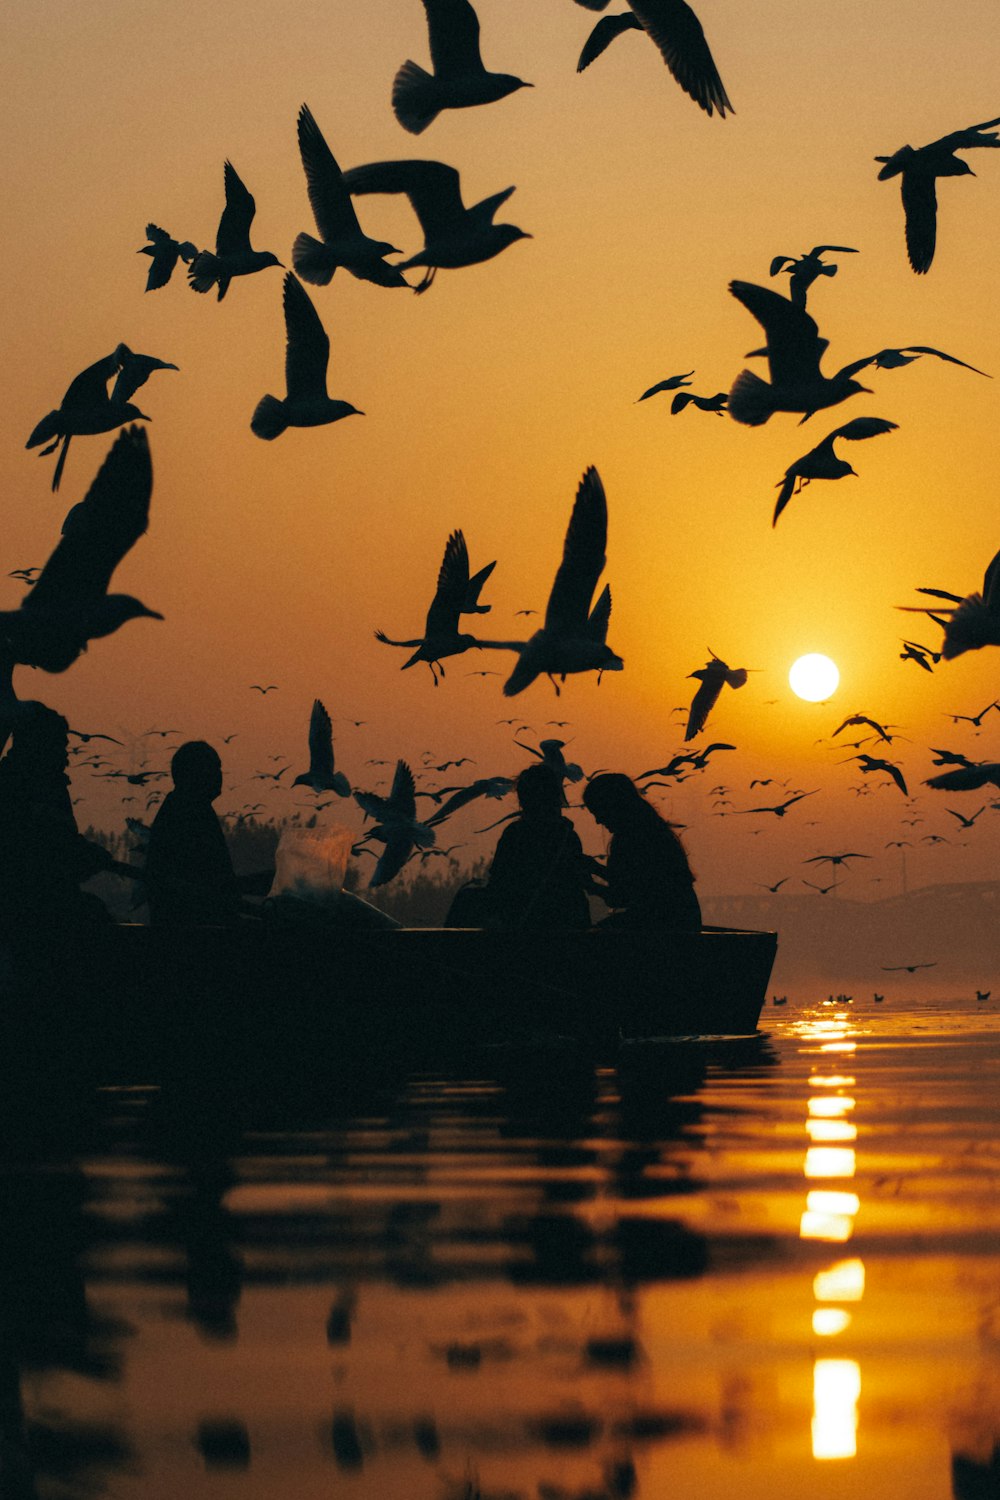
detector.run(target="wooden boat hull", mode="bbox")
[0,923,777,1087]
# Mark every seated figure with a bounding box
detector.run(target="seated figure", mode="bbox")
[582,772,702,930]
[144,741,245,926]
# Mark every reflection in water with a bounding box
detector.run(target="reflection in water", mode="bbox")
[812,1358,861,1459]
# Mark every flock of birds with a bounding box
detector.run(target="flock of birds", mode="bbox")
[5,0,1000,906]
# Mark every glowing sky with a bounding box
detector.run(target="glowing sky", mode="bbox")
[3,0,999,893]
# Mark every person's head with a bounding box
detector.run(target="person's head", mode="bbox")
[516,762,564,819]
[6,702,70,776]
[583,772,660,834]
[170,740,223,801]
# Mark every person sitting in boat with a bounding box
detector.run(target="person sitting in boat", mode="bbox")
[582,772,702,931]
[144,740,270,926]
[0,702,114,927]
[446,763,590,930]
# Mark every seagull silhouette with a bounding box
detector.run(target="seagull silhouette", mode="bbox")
[250,684,278,694]
[727,280,987,426]
[479,467,624,697]
[251,274,363,440]
[26,347,163,492]
[900,546,1000,660]
[292,699,351,797]
[737,790,818,817]
[138,223,199,291]
[344,158,530,294]
[899,638,940,672]
[926,761,1000,792]
[772,417,898,525]
[684,652,749,740]
[876,115,1000,273]
[188,162,282,299]
[882,962,937,973]
[1,427,160,673]
[292,105,409,289]
[946,805,985,829]
[354,759,436,885]
[573,0,733,118]
[671,390,728,415]
[375,529,496,684]
[637,371,694,402]
[803,851,871,868]
[832,713,894,744]
[846,754,908,795]
[768,245,859,308]
[426,775,515,825]
[392,0,532,135]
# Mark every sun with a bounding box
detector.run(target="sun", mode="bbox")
[789,653,840,702]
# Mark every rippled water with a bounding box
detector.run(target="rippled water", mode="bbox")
[3,996,1000,1500]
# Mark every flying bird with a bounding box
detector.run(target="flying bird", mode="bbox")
[138,223,199,291]
[354,759,436,885]
[292,106,409,289]
[251,274,363,440]
[684,652,749,740]
[926,761,1000,792]
[1,427,160,673]
[881,962,937,973]
[900,546,1000,660]
[375,529,496,684]
[846,754,908,795]
[479,467,624,696]
[292,699,351,797]
[727,280,987,426]
[899,638,940,672]
[875,115,1000,273]
[771,417,897,525]
[946,805,985,829]
[26,347,164,492]
[426,775,515,825]
[250,684,278,694]
[344,158,529,294]
[636,371,693,401]
[515,737,583,798]
[573,0,733,119]
[188,161,282,299]
[803,852,871,868]
[671,390,728,415]
[392,0,532,135]
[768,245,859,308]
[737,790,818,818]
[832,713,894,744]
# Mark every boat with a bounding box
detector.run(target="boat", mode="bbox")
[0,921,777,1088]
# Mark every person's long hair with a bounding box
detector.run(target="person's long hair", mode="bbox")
[583,772,693,864]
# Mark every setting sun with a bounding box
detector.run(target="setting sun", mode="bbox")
[789,654,840,702]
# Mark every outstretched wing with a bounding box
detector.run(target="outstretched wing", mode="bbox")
[425,530,471,635]
[545,467,607,632]
[308,698,335,779]
[217,161,257,255]
[628,0,733,117]
[27,427,153,609]
[728,281,826,386]
[424,0,484,74]
[577,12,641,71]
[297,104,365,243]
[344,159,466,235]
[282,273,330,401]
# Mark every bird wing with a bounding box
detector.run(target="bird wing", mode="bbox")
[369,833,415,887]
[899,169,938,274]
[423,0,484,75]
[829,416,899,443]
[728,281,826,386]
[545,467,607,632]
[808,245,859,256]
[463,557,496,611]
[586,582,612,643]
[344,159,466,235]
[26,426,152,609]
[685,672,722,741]
[388,758,418,821]
[981,547,1000,607]
[573,0,612,9]
[297,105,364,244]
[934,115,1000,151]
[282,273,330,401]
[772,467,800,526]
[577,12,642,71]
[217,161,257,255]
[627,0,733,117]
[426,530,471,635]
[308,698,335,779]
[926,763,1000,791]
[58,351,121,413]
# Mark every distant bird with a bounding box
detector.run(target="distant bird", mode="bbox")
[344,158,530,294]
[292,699,351,797]
[756,877,790,892]
[573,0,733,119]
[803,879,840,895]
[928,747,973,767]
[945,805,986,829]
[68,729,123,745]
[899,638,940,672]
[671,390,728,415]
[426,775,514,825]
[737,790,818,818]
[354,759,436,885]
[873,993,884,1003]
[900,546,1000,660]
[832,713,894,744]
[771,417,897,525]
[772,994,788,1005]
[942,700,999,727]
[875,115,1000,273]
[8,567,40,582]
[882,962,937,973]
[375,529,496,684]
[0,427,160,673]
[847,754,908,795]
[188,161,282,299]
[392,0,532,135]
[138,223,199,291]
[727,279,987,426]
[803,852,871,869]
[515,609,538,617]
[638,742,734,779]
[480,467,624,697]
[768,245,859,308]
[516,737,584,795]
[684,651,748,740]
[26,346,166,492]
[250,684,278,694]
[251,274,363,440]
[636,371,693,401]
[292,105,409,289]
[977,990,991,1002]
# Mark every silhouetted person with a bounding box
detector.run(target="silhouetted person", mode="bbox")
[0,703,113,928]
[582,772,701,930]
[144,741,253,926]
[446,764,589,929]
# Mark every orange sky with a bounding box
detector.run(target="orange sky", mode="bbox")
[3,0,999,895]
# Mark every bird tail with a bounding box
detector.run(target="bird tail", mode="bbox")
[391,60,440,135]
[727,369,775,427]
[502,657,538,698]
[26,410,60,450]
[187,251,221,294]
[292,233,337,287]
[250,395,288,441]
